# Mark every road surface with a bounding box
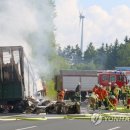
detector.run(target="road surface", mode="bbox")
[0,117,130,130]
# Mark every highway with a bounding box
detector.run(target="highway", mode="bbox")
[0,118,130,130]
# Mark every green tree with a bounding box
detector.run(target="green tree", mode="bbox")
[124,36,130,44]
[58,36,130,70]
[84,42,96,62]
[62,45,73,62]
[71,44,82,64]
[94,43,106,69]
[117,41,130,66]
[105,39,119,69]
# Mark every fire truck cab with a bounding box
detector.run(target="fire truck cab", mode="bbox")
[98,71,128,88]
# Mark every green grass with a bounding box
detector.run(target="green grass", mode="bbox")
[46,80,57,100]
[117,108,130,113]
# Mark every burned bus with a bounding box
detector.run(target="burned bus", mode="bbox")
[0,46,25,111]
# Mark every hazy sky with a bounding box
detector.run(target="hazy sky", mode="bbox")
[55,0,130,50]
[79,0,130,10]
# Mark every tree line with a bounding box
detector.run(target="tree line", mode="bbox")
[57,36,130,70]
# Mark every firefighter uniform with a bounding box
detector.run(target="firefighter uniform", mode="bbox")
[113,86,121,101]
[126,86,130,109]
[57,90,65,102]
[92,85,99,93]
[106,86,111,95]
[121,85,127,105]
[75,83,81,102]
[89,92,99,110]
[109,95,118,110]
[95,86,108,109]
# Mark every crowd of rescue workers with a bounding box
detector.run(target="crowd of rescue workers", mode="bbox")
[57,82,130,111]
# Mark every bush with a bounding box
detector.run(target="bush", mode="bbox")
[46,80,57,100]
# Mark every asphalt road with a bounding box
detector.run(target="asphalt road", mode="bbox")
[0,118,130,130]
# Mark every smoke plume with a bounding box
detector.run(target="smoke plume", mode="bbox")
[0,0,56,95]
[0,0,56,76]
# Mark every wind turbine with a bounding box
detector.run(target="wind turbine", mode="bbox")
[79,12,85,103]
[79,12,85,56]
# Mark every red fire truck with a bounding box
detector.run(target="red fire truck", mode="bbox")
[98,71,129,88]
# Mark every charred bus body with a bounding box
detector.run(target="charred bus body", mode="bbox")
[0,46,25,112]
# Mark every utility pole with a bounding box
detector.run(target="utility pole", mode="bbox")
[79,13,85,56]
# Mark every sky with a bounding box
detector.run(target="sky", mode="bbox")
[79,0,130,10]
[55,0,130,50]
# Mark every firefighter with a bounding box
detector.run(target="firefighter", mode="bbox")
[57,88,65,102]
[121,83,127,105]
[110,84,115,96]
[113,84,121,101]
[106,82,111,94]
[75,82,81,92]
[96,85,109,110]
[126,85,130,109]
[89,92,99,110]
[92,84,99,93]
[109,95,118,110]
[75,82,81,102]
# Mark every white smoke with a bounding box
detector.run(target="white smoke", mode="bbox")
[0,0,55,73]
[0,0,56,96]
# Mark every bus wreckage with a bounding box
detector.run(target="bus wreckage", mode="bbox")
[0,46,80,114]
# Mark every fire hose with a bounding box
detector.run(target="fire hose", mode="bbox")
[105,97,116,109]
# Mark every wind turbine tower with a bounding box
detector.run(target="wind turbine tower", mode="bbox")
[79,13,85,55]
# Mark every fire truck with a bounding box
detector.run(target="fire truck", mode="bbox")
[55,69,130,101]
[98,70,128,88]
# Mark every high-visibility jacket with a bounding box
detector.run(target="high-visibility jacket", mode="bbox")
[121,86,127,94]
[113,87,120,97]
[92,86,98,93]
[102,89,108,99]
[106,86,111,92]
[96,88,108,100]
[57,90,65,101]
[91,93,98,100]
[126,89,130,105]
[109,98,118,106]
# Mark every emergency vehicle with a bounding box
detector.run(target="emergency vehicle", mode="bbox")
[98,70,128,87]
[55,69,130,100]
